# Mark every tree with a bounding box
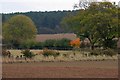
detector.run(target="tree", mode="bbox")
[61,2,118,49]
[95,12,118,49]
[91,2,118,49]
[61,9,100,50]
[118,8,120,38]
[3,15,37,48]
[2,11,78,34]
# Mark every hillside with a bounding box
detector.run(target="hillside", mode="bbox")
[2,10,78,34]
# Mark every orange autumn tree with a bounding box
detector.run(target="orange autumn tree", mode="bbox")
[70,38,81,48]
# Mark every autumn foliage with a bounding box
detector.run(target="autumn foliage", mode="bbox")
[70,38,80,48]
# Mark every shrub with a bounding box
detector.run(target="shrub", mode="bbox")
[2,49,11,58]
[103,48,117,57]
[54,38,72,50]
[89,50,101,56]
[63,54,69,57]
[42,48,60,58]
[89,49,117,57]
[2,49,8,57]
[41,38,72,50]
[70,38,80,48]
[43,39,56,48]
[21,49,35,59]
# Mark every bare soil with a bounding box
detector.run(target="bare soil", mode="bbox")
[2,60,118,78]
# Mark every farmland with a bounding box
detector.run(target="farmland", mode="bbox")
[2,49,118,78]
[2,60,118,78]
[35,33,77,42]
[2,1,120,78]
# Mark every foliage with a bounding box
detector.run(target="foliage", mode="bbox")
[40,38,72,50]
[21,49,35,59]
[54,38,72,49]
[42,48,60,58]
[7,38,72,49]
[43,39,56,48]
[2,11,78,34]
[70,38,80,48]
[3,15,37,49]
[20,40,37,49]
[61,2,119,49]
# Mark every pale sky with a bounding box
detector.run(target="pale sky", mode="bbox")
[0,0,119,13]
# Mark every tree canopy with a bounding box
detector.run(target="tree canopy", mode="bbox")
[3,15,37,48]
[2,11,78,34]
[61,2,119,49]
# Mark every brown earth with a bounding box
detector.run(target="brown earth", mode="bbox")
[35,33,77,42]
[2,60,118,78]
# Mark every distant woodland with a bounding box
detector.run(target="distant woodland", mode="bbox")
[2,10,78,34]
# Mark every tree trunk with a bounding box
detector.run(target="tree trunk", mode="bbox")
[87,37,95,50]
[91,44,94,50]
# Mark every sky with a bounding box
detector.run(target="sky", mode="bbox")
[0,0,120,13]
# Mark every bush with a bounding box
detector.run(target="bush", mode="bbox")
[103,49,117,56]
[54,38,72,50]
[41,38,72,50]
[21,49,35,59]
[89,49,117,57]
[42,48,60,58]
[89,50,101,56]
[20,40,38,49]
[2,49,8,57]
[2,49,11,58]
[43,39,56,48]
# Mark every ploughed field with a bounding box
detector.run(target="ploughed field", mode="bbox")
[2,60,118,78]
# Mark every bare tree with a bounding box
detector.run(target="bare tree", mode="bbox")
[73,0,111,9]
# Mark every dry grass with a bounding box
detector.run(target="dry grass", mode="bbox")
[2,49,118,63]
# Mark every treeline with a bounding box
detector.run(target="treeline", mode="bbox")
[6,38,73,50]
[2,10,78,34]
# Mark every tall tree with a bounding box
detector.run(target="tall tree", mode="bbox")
[61,2,119,49]
[3,15,37,48]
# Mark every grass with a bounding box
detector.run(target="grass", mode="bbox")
[2,49,118,63]
[2,50,118,78]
